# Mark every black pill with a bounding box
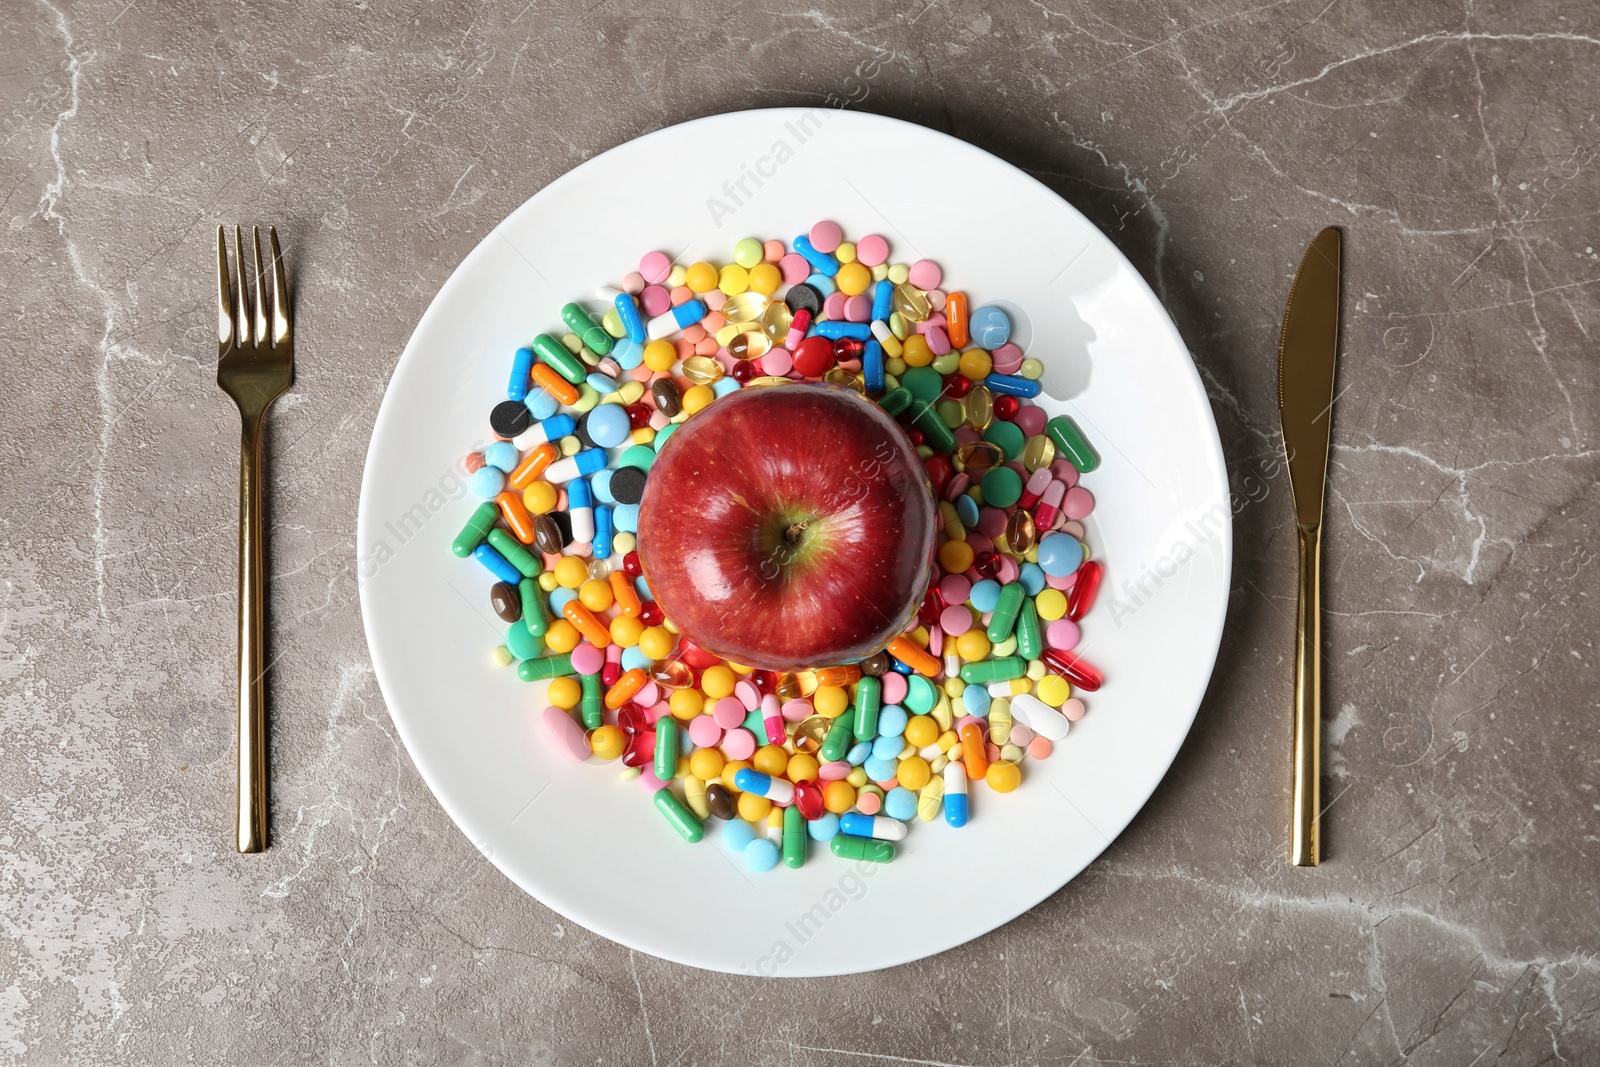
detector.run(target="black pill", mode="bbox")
[858,652,890,677]
[531,515,564,556]
[610,466,647,505]
[550,509,573,546]
[705,783,736,820]
[785,283,822,316]
[489,400,532,438]
[572,410,597,450]
[489,582,522,623]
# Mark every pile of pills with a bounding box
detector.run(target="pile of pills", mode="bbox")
[452,222,1106,872]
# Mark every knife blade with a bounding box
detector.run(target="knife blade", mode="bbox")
[1277,226,1341,867]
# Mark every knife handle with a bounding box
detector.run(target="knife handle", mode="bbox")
[1290,522,1322,866]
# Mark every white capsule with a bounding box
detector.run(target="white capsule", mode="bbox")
[1010,693,1070,741]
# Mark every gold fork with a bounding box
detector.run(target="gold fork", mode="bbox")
[215,225,293,853]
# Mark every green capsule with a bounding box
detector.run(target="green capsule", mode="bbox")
[533,333,587,384]
[560,303,614,356]
[959,656,1027,685]
[1015,597,1043,660]
[830,834,895,864]
[853,675,881,741]
[518,653,574,682]
[1046,414,1101,473]
[877,386,913,418]
[986,582,1025,643]
[819,716,855,763]
[908,399,957,454]
[452,502,500,558]
[486,528,540,578]
[579,671,603,730]
[654,789,704,843]
[783,804,806,869]
[518,577,548,638]
[654,715,678,780]
[742,706,770,746]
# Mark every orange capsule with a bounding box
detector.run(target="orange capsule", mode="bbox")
[562,600,611,647]
[945,291,970,349]
[609,570,643,618]
[495,491,536,544]
[605,667,647,710]
[960,721,989,781]
[532,363,580,405]
[509,441,559,490]
[813,664,862,687]
[886,636,940,678]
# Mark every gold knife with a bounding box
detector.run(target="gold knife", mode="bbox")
[1277,226,1341,866]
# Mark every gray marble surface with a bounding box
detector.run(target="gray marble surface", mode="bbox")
[3,0,1597,1062]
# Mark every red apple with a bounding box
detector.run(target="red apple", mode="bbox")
[636,384,936,671]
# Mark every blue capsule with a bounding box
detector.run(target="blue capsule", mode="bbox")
[863,339,885,392]
[812,321,872,341]
[613,292,646,344]
[473,543,521,584]
[611,337,644,370]
[793,234,840,276]
[984,373,1041,399]
[508,346,534,401]
[887,656,914,676]
[593,504,614,559]
[871,279,894,322]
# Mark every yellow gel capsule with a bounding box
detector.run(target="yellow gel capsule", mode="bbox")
[681,355,723,385]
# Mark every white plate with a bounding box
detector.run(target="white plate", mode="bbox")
[357,109,1230,977]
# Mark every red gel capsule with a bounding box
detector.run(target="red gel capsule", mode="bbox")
[904,427,926,447]
[917,585,946,629]
[625,401,653,429]
[623,551,643,578]
[942,374,971,399]
[794,779,825,821]
[617,704,648,736]
[993,394,1020,421]
[973,551,1002,580]
[924,455,954,497]
[750,669,779,694]
[1067,560,1104,621]
[678,639,723,670]
[622,728,655,768]
[730,359,758,383]
[638,600,664,626]
[833,337,864,362]
[792,336,835,378]
[1043,648,1104,692]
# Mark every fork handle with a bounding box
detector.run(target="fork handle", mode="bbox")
[1289,521,1322,866]
[236,413,269,853]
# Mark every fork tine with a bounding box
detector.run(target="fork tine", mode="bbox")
[233,225,251,346]
[269,226,290,348]
[216,225,235,349]
[250,226,269,346]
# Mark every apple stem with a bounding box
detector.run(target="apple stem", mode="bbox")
[784,521,808,547]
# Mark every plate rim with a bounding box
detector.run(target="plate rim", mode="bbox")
[356,106,1232,976]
